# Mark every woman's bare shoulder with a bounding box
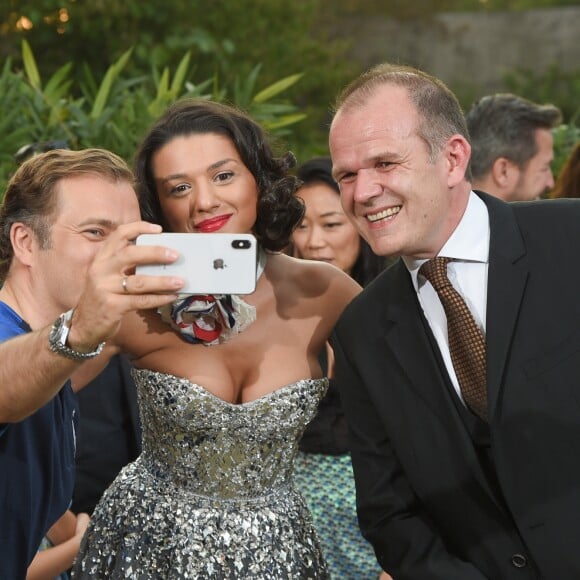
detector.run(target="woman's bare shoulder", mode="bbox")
[268,253,361,306]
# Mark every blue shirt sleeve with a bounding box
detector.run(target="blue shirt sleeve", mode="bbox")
[0,302,30,435]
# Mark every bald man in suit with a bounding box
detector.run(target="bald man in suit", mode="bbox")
[329,62,580,579]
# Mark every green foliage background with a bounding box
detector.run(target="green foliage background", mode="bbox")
[1,0,578,193]
[0,39,311,193]
[1,0,358,169]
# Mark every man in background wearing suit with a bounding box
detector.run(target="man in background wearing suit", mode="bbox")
[329,62,580,579]
[465,93,561,202]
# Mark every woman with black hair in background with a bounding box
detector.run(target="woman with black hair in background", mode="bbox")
[292,157,391,579]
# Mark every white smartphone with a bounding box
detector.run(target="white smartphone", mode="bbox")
[135,233,258,295]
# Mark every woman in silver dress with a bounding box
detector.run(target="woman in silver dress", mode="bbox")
[72,99,360,578]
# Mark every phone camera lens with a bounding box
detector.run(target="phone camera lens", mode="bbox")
[232,239,250,249]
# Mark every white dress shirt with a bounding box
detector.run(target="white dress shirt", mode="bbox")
[402,192,490,404]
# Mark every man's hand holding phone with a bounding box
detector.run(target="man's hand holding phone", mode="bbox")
[136,233,258,295]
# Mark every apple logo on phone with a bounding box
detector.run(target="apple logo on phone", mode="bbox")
[213,258,225,270]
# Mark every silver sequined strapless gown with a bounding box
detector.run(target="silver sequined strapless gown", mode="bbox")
[72,369,330,579]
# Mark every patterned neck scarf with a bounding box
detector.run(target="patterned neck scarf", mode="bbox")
[158,247,267,346]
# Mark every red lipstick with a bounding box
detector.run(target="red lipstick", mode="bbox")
[195,214,231,233]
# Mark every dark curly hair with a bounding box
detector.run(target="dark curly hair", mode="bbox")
[134,98,304,252]
[296,156,388,287]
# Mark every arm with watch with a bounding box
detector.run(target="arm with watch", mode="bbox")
[0,312,103,423]
[0,221,184,424]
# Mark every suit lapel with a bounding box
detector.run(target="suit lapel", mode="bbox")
[378,261,505,504]
[379,195,530,424]
[379,261,469,423]
[480,193,529,419]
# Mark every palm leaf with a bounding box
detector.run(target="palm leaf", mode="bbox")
[253,74,303,104]
[170,52,191,95]
[22,39,41,90]
[90,48,133,120]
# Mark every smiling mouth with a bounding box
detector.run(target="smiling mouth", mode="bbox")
[195,215,231,232]
[367,206,401,222]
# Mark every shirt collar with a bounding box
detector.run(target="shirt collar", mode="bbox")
[403,191,490,290]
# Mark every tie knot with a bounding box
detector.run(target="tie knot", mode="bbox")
[419,257,451,290]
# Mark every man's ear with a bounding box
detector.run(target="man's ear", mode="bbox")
[490,157,519,191]
[10,222,37,267]
[445,134,471,188]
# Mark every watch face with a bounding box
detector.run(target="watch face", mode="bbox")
[50,313,69,345]
[56,315,67,341]
[49,310,104,360]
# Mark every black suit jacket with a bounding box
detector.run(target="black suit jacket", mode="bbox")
[332,192,580,579]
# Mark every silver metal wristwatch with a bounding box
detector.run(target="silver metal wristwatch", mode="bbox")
[48,309,105,361]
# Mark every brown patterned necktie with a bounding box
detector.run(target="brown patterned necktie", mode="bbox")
[419,257,488,421]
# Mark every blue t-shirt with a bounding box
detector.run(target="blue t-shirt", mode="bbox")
[0,302,78,579]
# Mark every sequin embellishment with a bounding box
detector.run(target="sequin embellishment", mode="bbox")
[72,370,330,579]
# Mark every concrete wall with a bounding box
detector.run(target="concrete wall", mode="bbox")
[337,7,580,95]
